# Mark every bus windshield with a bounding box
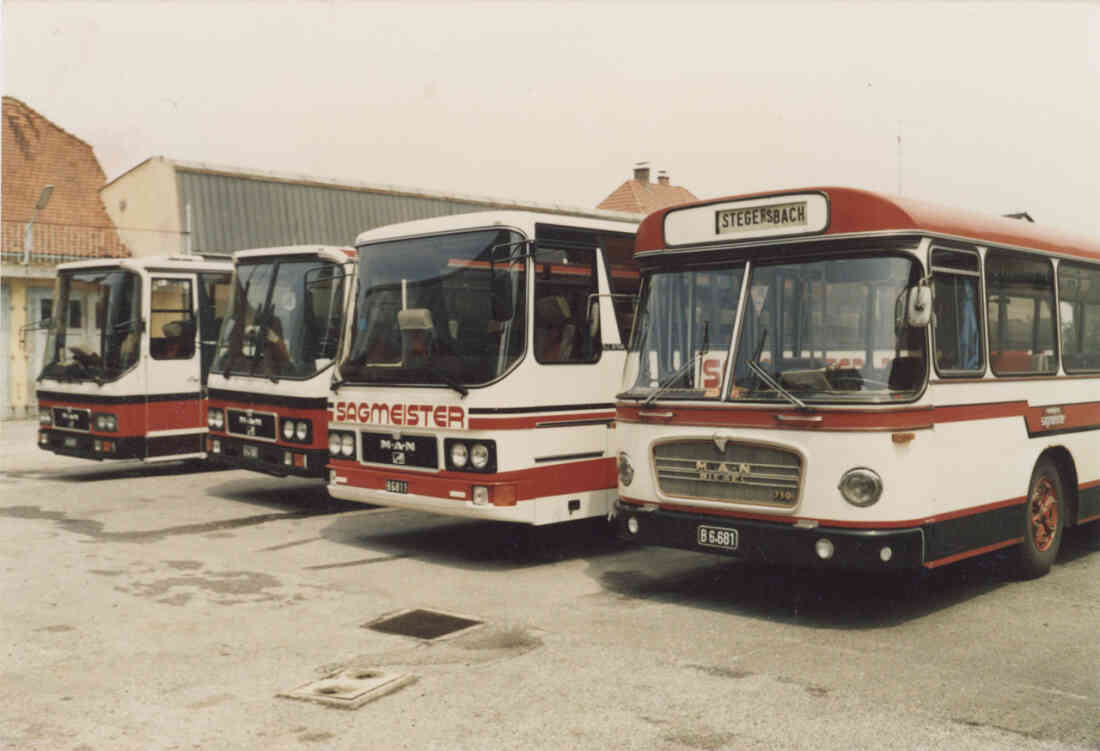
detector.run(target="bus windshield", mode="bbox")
[213,258,347,380]
[40,269,142,383]
[341,229,526,388]
[623,253,927,404]
[731,254,926,403]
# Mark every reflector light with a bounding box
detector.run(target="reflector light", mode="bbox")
[284,451,293,466]
[815,538,835,560]
[490,484,517,507]
[880,546,893,563]
[472,486,489,505]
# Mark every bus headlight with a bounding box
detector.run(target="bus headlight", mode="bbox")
[93,413,118,432]
[328,432,343,455]
[340,433,355,457]
[470,443,490,470]
[328,431,356,458]
[295,421,309,441]
[444,439,496,472]
[618,453,634,487]
[39,411,52,427]
[207,408,224,430]
[283,420,295,439]
[838,467,883,507]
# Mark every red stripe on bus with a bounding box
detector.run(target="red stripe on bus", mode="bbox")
[616,399,1100,432]
[468,411,616,430]
[923,538,1023,569]
[39,398,204,436]
[147,398,203,432]
[328,456,616,501]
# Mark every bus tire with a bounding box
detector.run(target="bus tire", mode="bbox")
[1014,458,1065,579]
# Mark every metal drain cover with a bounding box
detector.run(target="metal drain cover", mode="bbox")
[279,668,415,709]
[365,608,482,640]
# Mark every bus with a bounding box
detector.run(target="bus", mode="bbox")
[612,187,1099,578]
[326,210,639,526]
[36,255,232,463]
[205,245,355,477]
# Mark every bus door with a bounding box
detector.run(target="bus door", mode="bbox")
[145,274,202,458]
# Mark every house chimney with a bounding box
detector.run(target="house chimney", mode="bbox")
[633,161,650,183]
[657,170,669,186]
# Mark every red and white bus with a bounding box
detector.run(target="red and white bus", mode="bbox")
[612,187,1099,577]
[205,246,355,477]
[326,210,639,525]
[36,255,232,463]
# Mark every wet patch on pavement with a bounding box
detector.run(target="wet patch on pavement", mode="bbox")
[0,504,354,544]
[111,561,288,606]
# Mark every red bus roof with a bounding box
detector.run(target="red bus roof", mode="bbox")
[635,187,1100,262]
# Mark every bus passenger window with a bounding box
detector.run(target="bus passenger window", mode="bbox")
[931,248,984,375]
[985,251,1057,375]
[1059,262,1100,373]
[534,247,600,364]
[150,278,197,360]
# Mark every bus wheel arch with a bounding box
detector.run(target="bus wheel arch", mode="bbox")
[1013,453,1069,579]
[1042,446,1079,526]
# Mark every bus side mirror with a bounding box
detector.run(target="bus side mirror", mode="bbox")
[906,286,932,328]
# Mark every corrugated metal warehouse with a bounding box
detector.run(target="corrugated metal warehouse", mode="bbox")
[101,158,634,257]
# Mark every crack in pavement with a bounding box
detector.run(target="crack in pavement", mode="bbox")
[0,505,340,544]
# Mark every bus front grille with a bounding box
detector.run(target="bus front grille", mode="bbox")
[653,440,802,507]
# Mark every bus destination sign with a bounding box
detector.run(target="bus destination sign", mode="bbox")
[716,201,807,235]
[662,192,829,246]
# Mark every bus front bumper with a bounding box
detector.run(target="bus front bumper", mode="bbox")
[612,499,925,570]
[38,430,144,461]
[205,435,326,478]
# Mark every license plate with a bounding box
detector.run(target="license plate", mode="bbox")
[385,479,408,494]
[697,524,739,550]
[64,437,77,448]
[243,445,259,459]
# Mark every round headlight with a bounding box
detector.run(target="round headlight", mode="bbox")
[618,452,634,487]
[39,412,52,426]
[470,443,490,469]
[340,433,355,457]
[283,420,295,440]
[295,421,308,441]
[95,415,106,430]
[212,410,224,429]
[329,433,342,455]
[106,415,117,431]
[450,442,469,469]
[838,468,883,507]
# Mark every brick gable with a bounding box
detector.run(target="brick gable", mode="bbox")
[2,96,127,260]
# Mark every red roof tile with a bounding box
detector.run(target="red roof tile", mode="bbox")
[596,176,697,214]
[2,96,128,259]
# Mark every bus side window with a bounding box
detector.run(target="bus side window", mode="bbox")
[534,247,600,364]
[197,272,231,381]
[985,250,1057,375]
[1059,262,1100,373]
[600,233,641,344]
[150,278,197,360]
[930,248,985,375]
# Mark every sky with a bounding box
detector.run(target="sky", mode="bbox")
[4,1,1099,238]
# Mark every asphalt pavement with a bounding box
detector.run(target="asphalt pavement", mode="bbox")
[1,418,1098,750]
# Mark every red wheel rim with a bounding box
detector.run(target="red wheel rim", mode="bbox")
[1029,476,1059,553]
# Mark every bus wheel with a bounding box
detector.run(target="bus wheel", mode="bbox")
[1014,458,1065,579]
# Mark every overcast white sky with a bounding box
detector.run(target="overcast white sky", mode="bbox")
[4,1,1099,237]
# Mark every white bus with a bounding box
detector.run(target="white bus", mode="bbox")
[205,246,355,477]
[613,187,1099,578]
[36,255,232,463]
[326,210,639,525]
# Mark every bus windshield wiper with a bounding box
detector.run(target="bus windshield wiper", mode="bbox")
[744,328,811,411]
[642,321,709,406]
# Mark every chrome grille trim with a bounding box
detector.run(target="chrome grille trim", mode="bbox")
[653,439,803,508]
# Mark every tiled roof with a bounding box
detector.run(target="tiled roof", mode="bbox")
[2,96,127,260]
[596,177,697,215]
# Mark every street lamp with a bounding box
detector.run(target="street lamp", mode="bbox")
[22,184,54,265]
